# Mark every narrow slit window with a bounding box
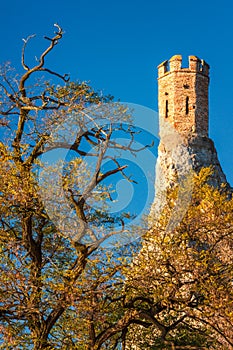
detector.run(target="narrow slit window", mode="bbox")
[165,100,168,118]
[186,96,189,115]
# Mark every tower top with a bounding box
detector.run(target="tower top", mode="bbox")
[158,55,210,79]
[154,55,229,194]
[157,55,210,138]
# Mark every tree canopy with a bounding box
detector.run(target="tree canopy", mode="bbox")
[0,24,143,349]
[124,169,233,349]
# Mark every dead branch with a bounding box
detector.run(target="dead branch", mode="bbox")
[19,24,64,96]
[39,68,69,82]
[22,34,36,71]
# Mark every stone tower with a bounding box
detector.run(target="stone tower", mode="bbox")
[150,55,229,222]
[158,55,209,138]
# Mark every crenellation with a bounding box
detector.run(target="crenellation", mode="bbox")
[154,54,229,193]
[201,59,210,75]
[157,54,209,138]
[169,54,182,71]
[158,55,210,78]
[157,60,169,77]
[189,55,201,71]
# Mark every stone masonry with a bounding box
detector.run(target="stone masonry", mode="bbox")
[158,55,209,138]
[150,55,229,224]
[156,55,228,190]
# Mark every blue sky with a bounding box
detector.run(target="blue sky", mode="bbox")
[1,0,233,184]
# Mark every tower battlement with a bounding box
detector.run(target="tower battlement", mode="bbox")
[154,55,229,198]
[157,54,209,137]
[158,55,210,78]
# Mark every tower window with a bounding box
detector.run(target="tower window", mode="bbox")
[165,100,169,118]
[185,96,189,115]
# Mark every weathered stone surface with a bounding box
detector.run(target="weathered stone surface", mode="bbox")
[156,54,228,190]
[150,55,230,226]
[158,55,209,138]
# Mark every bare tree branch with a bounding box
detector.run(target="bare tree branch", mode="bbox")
[22,34,36,71]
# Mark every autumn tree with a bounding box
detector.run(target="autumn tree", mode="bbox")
[123,168,233,349]
[0,24,146,349]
